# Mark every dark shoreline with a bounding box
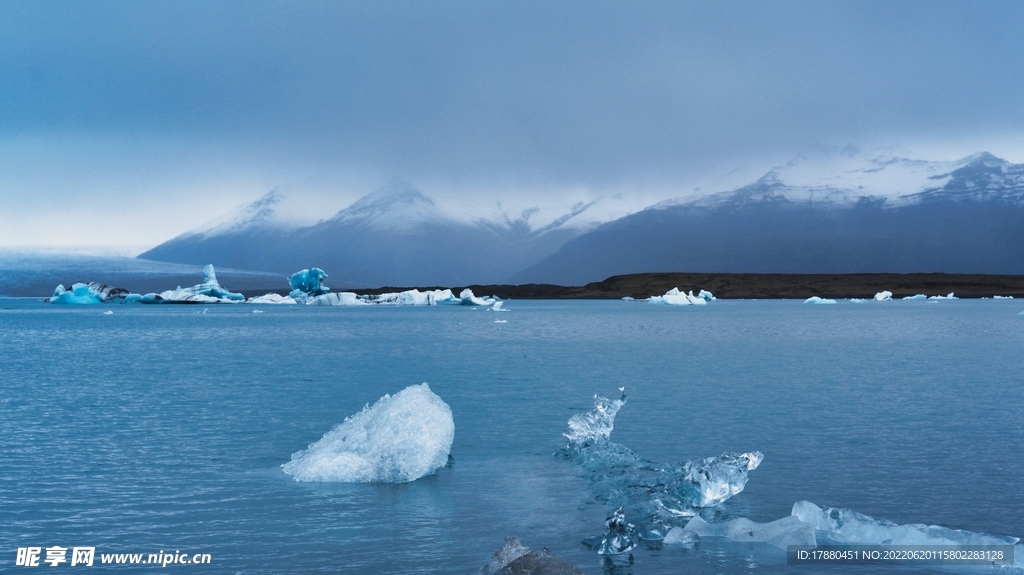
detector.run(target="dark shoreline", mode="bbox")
[241,272,1024,300]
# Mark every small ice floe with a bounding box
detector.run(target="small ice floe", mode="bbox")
[929,292,958,300]
[902,294,927,300]
[252,310,264,314]
[994,295,1014,299]
[102,310,114,315]
[488,300,509,312]
[648,287,709,305]
[494,319,507,324]
[282,383,454,483]
[874,290,893,301]
[621,296,635,302]
[247,293,297,304]
[849,298,867,303]
[804,296,837,304]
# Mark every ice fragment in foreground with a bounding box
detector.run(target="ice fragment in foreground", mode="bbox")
[792,501,1019,547]
[583,508,637,555]
[477,537,584,575]
[282,383,454,483]
[680,515,815,549]
[874,291,893,301]
[560,390,762,548]
[804,296,837,304]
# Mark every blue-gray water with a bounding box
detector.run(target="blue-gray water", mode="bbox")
[2,298,1022,574]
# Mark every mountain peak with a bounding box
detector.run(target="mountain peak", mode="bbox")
[327,182,442,230]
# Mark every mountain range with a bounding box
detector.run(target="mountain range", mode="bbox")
[139,151,1024,287]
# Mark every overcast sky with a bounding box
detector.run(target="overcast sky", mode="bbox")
[2,1,1024,249]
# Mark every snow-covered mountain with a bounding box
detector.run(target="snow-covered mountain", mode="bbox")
[142,151,1024,286]
[516,151,1024,284]
[139,182,600,286]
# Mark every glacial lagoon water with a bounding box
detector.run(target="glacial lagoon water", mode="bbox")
[2,298,1023,574]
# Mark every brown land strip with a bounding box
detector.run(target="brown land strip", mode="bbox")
[242,272,1024,300]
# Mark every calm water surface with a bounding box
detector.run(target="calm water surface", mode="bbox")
[2,298,1022,574]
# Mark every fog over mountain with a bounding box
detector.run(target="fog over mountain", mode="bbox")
[140,150,1024,286]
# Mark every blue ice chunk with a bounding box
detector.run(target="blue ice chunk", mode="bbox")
[288,268,331,297]
[48,283,103,304]
[903,294,927,300]
[47,282,133,304]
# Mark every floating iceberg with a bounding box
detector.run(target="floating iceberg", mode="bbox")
[47,282,133,304]
[288,267,330,298]
[488,300,509,312]
[928,292,958,300]
[582,508,638,555]
[697,289,715,301]
[804,296,837,304]
[874,291,893,301]
[246,293,297,304]
[138,265,244,304]
[282,383,454,483]
[559,390,762,548]
[460,288,495,306]
[792,501,1020,550]
[994,295,1015,299]
[362,288,460,305]
[648,288,709,305]
[902,294,927,300]
[849,298,867,303]
[676,515,816,550]
[307,292,366,306]
[621,297,636,302]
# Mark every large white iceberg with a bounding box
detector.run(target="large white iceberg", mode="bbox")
[804,296,837,304]
[648,287,709,305]
[929,292,958,300]
[282,383,454,483]
[363,288,461,306]
[874,291,893,301]
[138,264,244,304]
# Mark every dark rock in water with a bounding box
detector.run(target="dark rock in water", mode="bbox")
[479,537,584,575]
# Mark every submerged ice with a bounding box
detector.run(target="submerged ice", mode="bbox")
[560,390,762,552]
[282,383,454,483]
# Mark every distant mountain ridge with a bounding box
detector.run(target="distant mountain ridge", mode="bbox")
[515,152,1024,284]
[140,151,1024,287]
